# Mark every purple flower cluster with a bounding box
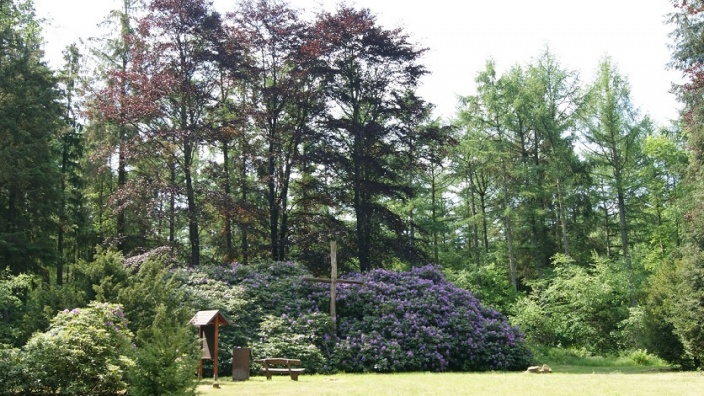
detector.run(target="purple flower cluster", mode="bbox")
[329,265,532,372]
[61,308,81,315]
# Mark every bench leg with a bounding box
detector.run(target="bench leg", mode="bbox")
[290,372,299,381]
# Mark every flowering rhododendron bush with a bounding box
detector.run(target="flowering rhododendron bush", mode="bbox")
[333,265,532,372]
[192,261,532,373]
[8,302,135,395]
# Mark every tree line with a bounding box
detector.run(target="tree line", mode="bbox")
[3,0,449,277]
[5,0,681,280]
[2,0,704,366]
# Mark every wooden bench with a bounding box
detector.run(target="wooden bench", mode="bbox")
[255,358,305,381]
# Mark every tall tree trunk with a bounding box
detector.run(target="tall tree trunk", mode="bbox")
[169,161,176,243]
[117,132,127,252]
[354,170,372,272]
[184,138,199,267]
[116,2,130,253]
[498,142,517,290]
[239,140,250,265]
[353,118,371,272]
[57,137,69,285]
[600,182,611,256]
[557,177,570,256]
[479,192,489,253]
[466,175,480,263]
[269,140,279,261]
[6,191,15,270]
[223,142,233,260]
[279,211,288,260]
[278,161,292,260]
[431,169,439,264]
[57,224,64,285]
[6,191,14,231]
[615,170,635,305]
[615,182,630,261]
[355,184,371,272]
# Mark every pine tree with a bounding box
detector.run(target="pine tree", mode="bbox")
[0,0,62,275]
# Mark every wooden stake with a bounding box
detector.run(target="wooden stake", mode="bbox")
[330,241,337,323]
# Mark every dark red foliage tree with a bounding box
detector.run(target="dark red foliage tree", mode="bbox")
[92,0,225,266]
[140,0,228,266]
[89,0,177,253]
[231,0,323,262]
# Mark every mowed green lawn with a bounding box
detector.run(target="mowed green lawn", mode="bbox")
[197,367,704,396]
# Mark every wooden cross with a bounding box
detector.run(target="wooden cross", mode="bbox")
[303,241,364,329]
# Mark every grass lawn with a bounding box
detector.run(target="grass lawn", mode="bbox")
[197,367,704,396]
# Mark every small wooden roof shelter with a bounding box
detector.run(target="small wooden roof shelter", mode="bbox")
[190,310,229,381]
[190,310,229,327]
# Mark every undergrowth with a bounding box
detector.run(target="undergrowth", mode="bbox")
[531,345,670,368]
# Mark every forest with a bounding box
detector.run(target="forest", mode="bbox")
[2,0,704,394]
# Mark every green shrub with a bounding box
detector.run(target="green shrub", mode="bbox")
[627,349,659,366]
[0,347,26,394]
[177,260,315,376]
[643,253,700,368]
[445,263,519,315]
[0,271,35,347]
[531,345,667,368]
[511,296,558,346]
[21,302,135,395]
[19,280,92,347]
[72,249,130,303]
[177,266,249,376]
[183,261,531,373]
[118,252,200,395]
[511,254,631,354]
[0,250,133,352]
[128,306,199,396]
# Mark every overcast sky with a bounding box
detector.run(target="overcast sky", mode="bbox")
[35,0,681,124]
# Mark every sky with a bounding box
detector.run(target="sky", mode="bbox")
[34,0,682,125]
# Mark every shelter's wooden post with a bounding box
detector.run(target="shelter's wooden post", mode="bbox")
[198,326,203,379]
[213,315,220,381]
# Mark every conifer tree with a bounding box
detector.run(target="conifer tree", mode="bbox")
[0,0,62,274]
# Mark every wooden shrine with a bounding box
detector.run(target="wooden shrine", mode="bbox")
[189,310,229,380]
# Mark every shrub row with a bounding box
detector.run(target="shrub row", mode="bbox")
[0,253,199,396]
[0,255,532,395]
[193,261,533,373]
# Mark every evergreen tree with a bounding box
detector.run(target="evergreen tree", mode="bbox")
[582,58,650,304]
[56,43,87,284]
[310,6,433,271]
[0,0,62,275]
[87,0,158,253]
[458,61,520,289]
